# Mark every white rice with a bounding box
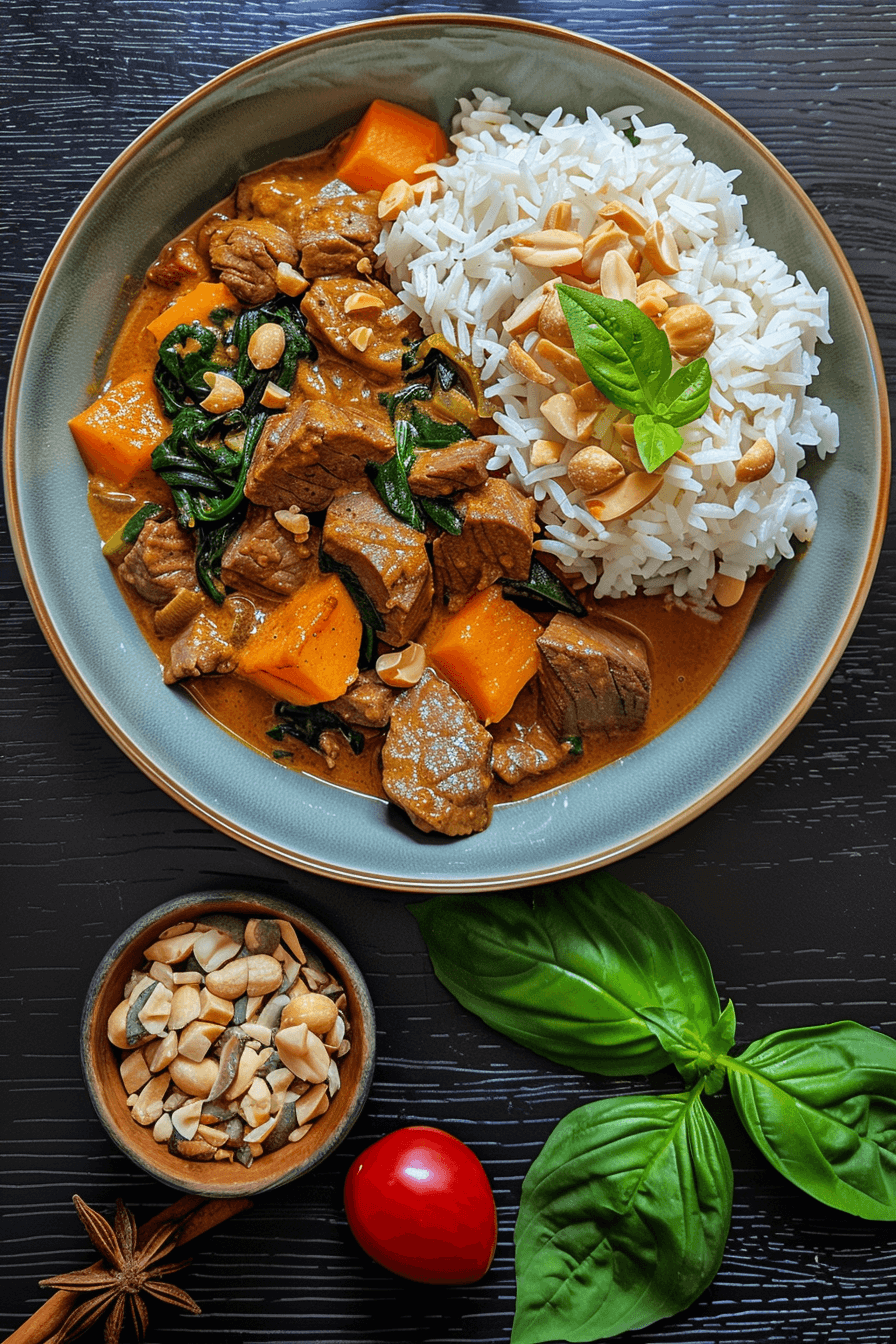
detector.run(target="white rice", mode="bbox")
[376,91,838,603]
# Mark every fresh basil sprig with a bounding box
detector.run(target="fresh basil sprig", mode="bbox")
[411,873,896,1343]
[513,1089,732,1343]
[556,287,712,472]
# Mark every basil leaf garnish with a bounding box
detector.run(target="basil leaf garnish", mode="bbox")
[409,874,733,1079]
[556,286,713,474]
[557,289,671,415]
[725,1022,896,1220]
[653,356,713,427]
[634,414,682,473]
[512,1089,733,1343]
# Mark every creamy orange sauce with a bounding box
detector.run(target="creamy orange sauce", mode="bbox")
[83,137,773,806]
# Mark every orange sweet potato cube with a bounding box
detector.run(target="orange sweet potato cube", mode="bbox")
[337,99,450,193]
[239,573,362,707]
[427,585,543,725]
[68,372,169,487]
[145,281,238,345]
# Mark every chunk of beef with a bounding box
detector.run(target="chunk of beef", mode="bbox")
[220,506,319,603]
[119,517,200,605]
[432,478,537,612]
[381,668,493,836]
[147,238,203,289]
[322,490,433,647]
[291,192,381,278]
[294,357,392,427]
[209,219,298,305]
[490,718,573,785]
[162,613,237,685]
[245,400,394,512]
[536,613,651,739]
[301,276,421,383]
[328,670,396,729]
[407,439,493,498]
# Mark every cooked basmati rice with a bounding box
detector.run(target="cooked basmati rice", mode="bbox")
[377,91,838,603]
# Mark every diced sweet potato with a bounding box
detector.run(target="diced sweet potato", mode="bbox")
[68,372,169,486]
[337,99,449,194]
[145,280,238,344]
[239,573,361,706]
[427,585,543,725]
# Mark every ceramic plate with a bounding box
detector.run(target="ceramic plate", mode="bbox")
[5,16,889,891]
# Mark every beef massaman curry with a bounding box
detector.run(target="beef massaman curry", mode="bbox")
[70,102,766,838]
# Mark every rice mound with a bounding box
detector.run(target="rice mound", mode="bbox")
[377,90,838,603]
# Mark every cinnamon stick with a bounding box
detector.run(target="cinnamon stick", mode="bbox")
[8,1194,252,1344]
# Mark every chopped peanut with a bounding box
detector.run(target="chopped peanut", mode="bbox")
[347,326,373,351]
[200,372,244,414]
[599,249,638,303]
[544,201,573,230]
[530,439,564,467]
[567,445,626,495]
[344,291,387,314]
[276,261,309,297]
[260,381,290,410]
[378,179,414,220]
[507,340,555,386]
[598,199,649,236]
[643,220,680,276]
[662,304,715,361]
[511,228,585,270]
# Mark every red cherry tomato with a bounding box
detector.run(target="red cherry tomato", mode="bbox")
[344,1126,497,1285]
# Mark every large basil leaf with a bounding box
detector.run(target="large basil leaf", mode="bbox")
[557,289,671,416]
[409,875,733,1078]
[512,1090,732,1342]
[726,1022,896,1220]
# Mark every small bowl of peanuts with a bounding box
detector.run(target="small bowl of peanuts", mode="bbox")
[81,889,375,1197]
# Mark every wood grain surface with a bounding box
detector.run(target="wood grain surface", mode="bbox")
[1,2,894,1341]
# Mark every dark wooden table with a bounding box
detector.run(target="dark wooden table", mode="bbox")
[2,3,894,1341]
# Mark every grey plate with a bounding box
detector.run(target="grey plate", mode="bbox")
[5,16,890,891]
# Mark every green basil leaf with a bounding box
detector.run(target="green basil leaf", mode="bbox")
[512,1090,732,1343]
[725,1022,896,1220]
[556,288,671,416]
[409,875,729,1077]
[634,414,682,472]
[654,358,713,428]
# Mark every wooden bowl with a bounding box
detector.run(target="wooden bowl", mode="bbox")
[81,890,375,1198]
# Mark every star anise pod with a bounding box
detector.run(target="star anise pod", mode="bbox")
[39,1194,201,1344]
